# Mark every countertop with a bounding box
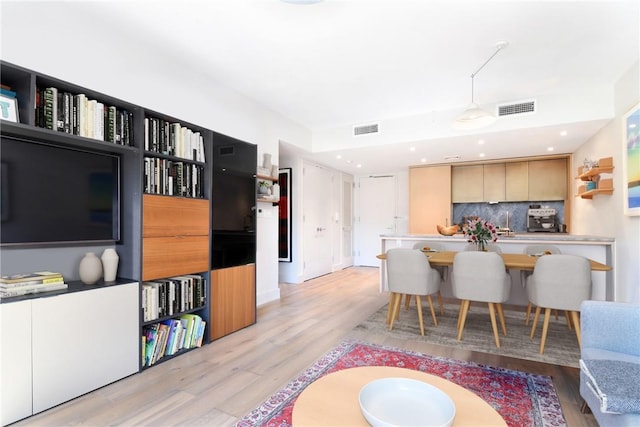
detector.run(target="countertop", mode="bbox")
[380,233,615,243]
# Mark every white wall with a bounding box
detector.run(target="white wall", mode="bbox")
[572,62,640,303]
[1,3,312,305]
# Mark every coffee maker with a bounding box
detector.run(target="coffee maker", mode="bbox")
[527,207,556,232]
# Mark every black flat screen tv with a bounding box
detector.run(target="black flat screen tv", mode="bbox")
[0,136,120,246]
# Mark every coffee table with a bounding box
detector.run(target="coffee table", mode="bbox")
[291,366,507,426]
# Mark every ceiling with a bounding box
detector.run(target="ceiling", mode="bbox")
[8,1,639,175]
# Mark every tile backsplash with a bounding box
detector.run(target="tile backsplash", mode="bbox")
[453,201,565,232]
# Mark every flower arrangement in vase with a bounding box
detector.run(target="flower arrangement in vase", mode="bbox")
[463,218,498,251]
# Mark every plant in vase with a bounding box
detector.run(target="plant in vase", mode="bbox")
[463,218,498,251]
[258,180,271,196]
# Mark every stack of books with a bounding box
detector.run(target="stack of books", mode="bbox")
[0,271,67,299]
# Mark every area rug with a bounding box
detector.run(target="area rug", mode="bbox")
[353,302,580,368]
[236,340,566,427]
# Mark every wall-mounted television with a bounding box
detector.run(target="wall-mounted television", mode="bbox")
[0,135,120,246]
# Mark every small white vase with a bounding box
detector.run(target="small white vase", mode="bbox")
[101,248,119,282]
[263,153,272,170]
[79,252,103,284]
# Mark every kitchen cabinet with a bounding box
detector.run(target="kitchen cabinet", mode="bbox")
[505,161,529,201]
[451,165,484,202]
[528,158,567,201]
[409,165,452,233]
[483,163,506,202]
[210,263,256,340]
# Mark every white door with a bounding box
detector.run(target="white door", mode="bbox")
[342,175,354,268]
[356,175,397,266]
[302,163,333,281]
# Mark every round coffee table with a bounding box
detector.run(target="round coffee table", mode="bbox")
[292,366,506,426]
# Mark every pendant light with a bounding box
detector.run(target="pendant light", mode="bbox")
[453,41,508,130]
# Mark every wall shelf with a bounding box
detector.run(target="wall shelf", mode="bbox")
[576,157,614,199]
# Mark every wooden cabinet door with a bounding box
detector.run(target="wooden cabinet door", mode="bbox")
[528,158,567,201]
[483,163,505,202]
[143,236,209,280]
[409,165,452,234]
[210,264,256,340]
[452,165,484,202]
[143,194,209,237]
[505,161,529,201]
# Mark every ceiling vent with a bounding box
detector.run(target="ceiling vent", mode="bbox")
[353,123,379,136]
[497,100,536,117]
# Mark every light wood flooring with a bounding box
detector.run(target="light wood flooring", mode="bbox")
[14,266,596,426]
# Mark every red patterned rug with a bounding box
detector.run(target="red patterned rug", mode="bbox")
[236,341,566,427]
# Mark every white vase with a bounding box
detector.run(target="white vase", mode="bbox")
[263,153,272,170]
[101,248,119,282]
[79,252,103,284]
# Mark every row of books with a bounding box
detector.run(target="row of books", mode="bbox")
[142,314,206,367]
[143,156,205,198]
[142,274,206,322]
[144,117,205,162]
[0,271,68,299]
[35,86,134,145]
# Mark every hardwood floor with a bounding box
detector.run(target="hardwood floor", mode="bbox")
[14,267,596,426]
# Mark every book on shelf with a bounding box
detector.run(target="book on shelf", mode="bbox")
[0,282,67,299]
[0,277,64,290]
[0,271,63,284]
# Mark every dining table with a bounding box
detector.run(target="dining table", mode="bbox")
[376,250,612,272]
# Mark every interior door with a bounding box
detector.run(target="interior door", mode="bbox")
[342,175,354,267]
[302,163,333,281]
[356,175,397,266]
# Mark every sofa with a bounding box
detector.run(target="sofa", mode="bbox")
[580,300,640,426]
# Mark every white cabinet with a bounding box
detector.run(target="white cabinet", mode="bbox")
[0,300,32,426]
[0,282,139,426]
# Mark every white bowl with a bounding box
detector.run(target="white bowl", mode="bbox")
[541,223,553,229]
[359,378,455,427]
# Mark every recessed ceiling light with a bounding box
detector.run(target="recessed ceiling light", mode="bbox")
[409,147,416,152]
[478,139,485,145]
[420,158,427,163]
[560,131,568,136]
[346,160,352,164]
[356,164,362,168]
[547,147,554,151]
[336,154,342,159]
[479,153,486,158]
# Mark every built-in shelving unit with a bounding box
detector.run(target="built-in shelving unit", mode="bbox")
[576,156,614,199]
[0,60,216,382]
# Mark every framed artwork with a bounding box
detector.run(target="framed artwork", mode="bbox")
[0,94,19,122]
[278,168,292,262]
[622,102,640,216]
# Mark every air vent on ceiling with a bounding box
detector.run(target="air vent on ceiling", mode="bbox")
[497,100,536,117]
[353,123,379,136]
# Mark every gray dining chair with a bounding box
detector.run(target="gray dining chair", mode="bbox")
[451,251,511,347]
[386,248,442,336]
[521,245,561,325]
[411,241,446,314]
[527,254,592,354]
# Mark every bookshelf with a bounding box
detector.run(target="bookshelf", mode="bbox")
[576,156,614,199]
[0,60,219,384]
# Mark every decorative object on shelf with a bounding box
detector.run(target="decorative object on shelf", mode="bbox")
[263,153,272,170]
[258,180,271,195]
[271,164,279,178]
[437,224,459,236]
[0,93,19,122]
[453,41,508,130]
[279,168,293,262]
[79,252,103,284]
[463,218,498,250]
[101,248,119,282]
[623,102,640,216]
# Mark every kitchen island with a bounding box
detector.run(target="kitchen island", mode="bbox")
[379,233,615,305]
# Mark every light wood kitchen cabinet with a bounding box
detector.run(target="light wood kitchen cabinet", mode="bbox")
[528,158,567,201]
[210,263,256,340]
[409,165,452,233]
[483,163,506,202]
[505,161,529,201]
[452,165,484,202]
